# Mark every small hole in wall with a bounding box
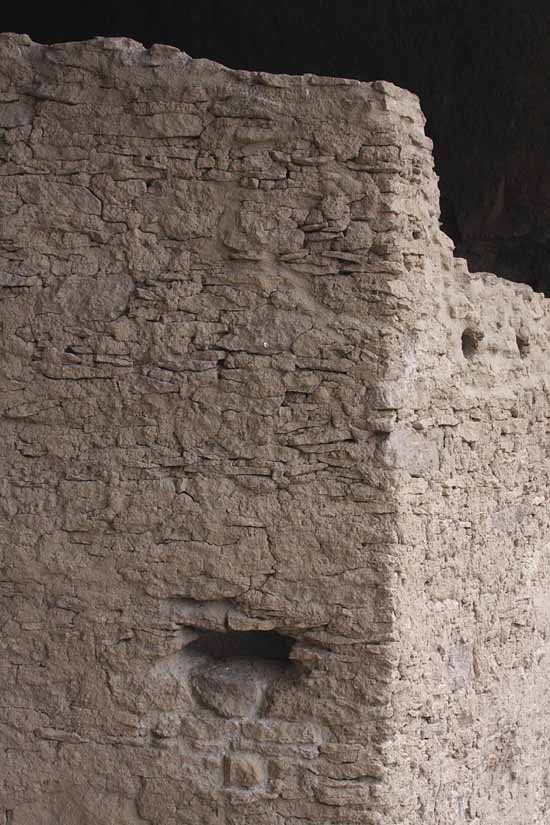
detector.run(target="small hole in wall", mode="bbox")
[185,630,300,720]
[516,334,530,359]
[461,328,483,359]
[186,629,295,662]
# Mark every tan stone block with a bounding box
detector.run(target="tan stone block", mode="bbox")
[225,753,266,789]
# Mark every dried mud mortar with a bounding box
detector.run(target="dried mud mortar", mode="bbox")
[0,34,549,825]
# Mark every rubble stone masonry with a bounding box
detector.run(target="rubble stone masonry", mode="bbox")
[0,33,548,825]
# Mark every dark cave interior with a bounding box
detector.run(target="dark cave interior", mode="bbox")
[4,0,550,294]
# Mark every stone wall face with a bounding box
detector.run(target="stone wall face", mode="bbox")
[0,34,548,825]
[389,263,550,823]
[376,93,550,822]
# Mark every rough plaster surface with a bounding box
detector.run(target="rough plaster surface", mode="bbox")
[0,33,549,825]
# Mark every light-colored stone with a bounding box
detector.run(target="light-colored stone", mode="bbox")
[225,753,266,788]
[190,659,285,719]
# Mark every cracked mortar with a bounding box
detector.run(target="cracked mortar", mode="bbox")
[0,32,549,825]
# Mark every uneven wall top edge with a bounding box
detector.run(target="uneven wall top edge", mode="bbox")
[1,33,549,825]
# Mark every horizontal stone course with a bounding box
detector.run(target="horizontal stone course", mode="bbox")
[0,32,549,825]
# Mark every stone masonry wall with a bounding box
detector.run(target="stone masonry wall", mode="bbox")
[0,33,549,825]
[389,252,550,819]
[372,97,550,822]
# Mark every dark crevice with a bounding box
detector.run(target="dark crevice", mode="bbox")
[461,328,483,360]
[185,629,295,662]
[516,334,530,359]
[184,629,301,720]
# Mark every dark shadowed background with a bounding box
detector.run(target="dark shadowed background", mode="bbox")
[3,0,550,291]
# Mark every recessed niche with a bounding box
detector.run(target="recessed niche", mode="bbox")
[516,333,530,358]
[461,328,484,359]
[185,629,295,662]
[184,630,298,719]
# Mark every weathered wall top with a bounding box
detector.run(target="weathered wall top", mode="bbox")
[1,33,549,825]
